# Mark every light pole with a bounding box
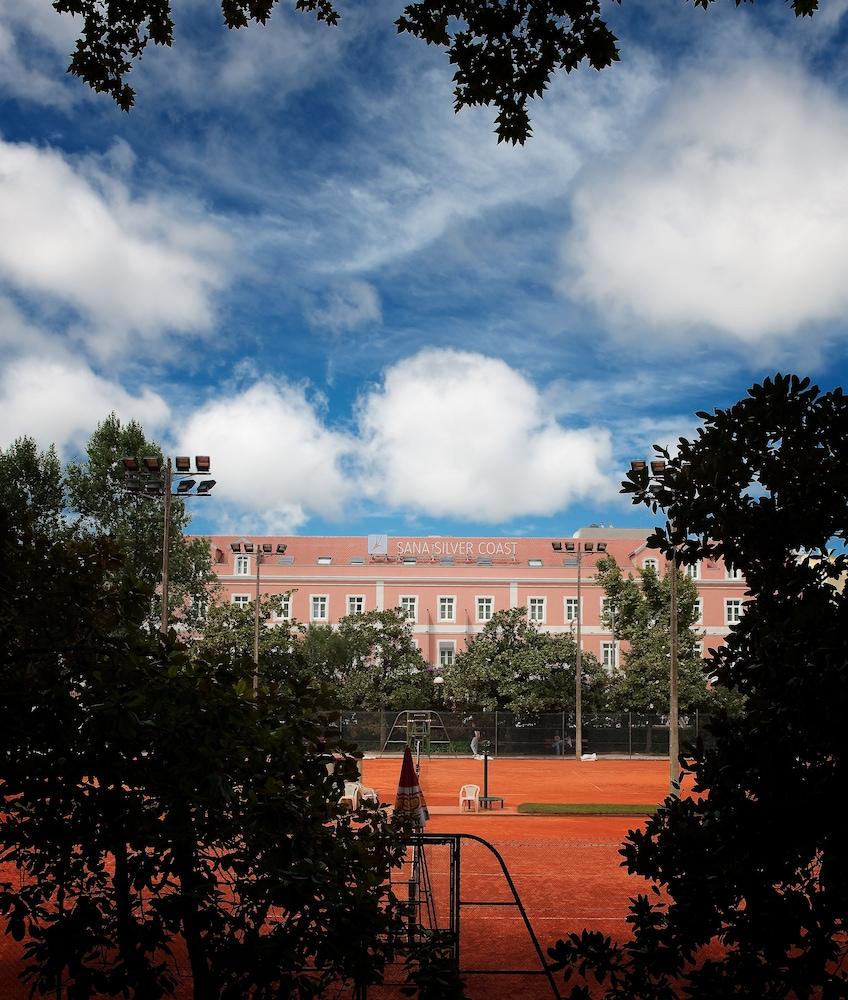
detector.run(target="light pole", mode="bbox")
[630,458,679,798]
[229,540,287,695]
[120,455,216,634]
[552,538,608,758]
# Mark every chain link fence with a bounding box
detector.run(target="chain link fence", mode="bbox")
[337,710,713,757]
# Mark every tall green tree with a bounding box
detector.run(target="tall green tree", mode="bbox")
[595,554,712,713]
[192,592,295,661]
[0,473,409,999]
[0,437,64,534]
[550,374,848,997]
[319,608,434,709]
[444,607,607,713]
[65,413,216,632]
[52,0,822,144]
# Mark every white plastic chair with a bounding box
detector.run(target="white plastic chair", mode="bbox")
[359,784,379,806]
[459,783,480,812]
[340,781,361,810]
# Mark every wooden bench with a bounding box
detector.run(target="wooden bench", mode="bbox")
[480,796,504,810]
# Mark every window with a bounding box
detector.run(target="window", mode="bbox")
[564,597,580,622]
[528,597,546,623]
[601,641,616,670]
[642,557,658,572]
[311,595,329,621]
[600,596,613,622]
[528,558,543,567]
[686,562,700,580]
[402,557,417,565]
[726,599,743,624]
[317,556,332,565]
[235,554,250,576]
[476,596,494,622]
[400,596,417,621]
[693,598,703,624]
[347,595,365,615]
[278,594,292,620]
[438,641,455,668]
[438,596,456,622]
[232,594,250,607]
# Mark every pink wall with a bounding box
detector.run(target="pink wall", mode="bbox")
[198,533,749,667]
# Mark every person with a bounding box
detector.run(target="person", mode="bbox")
[470,729,480,757]
[552,734,562,755]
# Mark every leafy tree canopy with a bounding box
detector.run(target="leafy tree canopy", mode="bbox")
[65,413,217,632]
[550,374,848,997]
[595,554,716,713]
[312,607,435,709]
[444,606,607,713]
[0,437,64,535]
[52,0,822,143]
[0,456,410,999]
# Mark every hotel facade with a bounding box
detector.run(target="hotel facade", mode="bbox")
[200,527,748,669]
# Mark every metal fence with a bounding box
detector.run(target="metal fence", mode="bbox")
[336,710,714,757]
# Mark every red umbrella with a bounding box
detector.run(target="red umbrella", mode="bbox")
[394,746,429,828]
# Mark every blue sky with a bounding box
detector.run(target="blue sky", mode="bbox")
[2,0,848,539]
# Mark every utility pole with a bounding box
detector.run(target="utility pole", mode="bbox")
[253,549,262,694]
[668,537,680,798]
[119,455,216,636]
[160,458,172,636]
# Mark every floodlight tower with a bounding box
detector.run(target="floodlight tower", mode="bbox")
[552,538,608,758]
[630,458,680,798]
[229,540,287,695]
[120,454,216,634]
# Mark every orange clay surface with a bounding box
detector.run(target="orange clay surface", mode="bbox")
[0,759,677,1000]
[361,753,684,809]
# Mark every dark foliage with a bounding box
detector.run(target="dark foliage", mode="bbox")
[550,374,848,996]
[0,477,409,997]
[52,0,821,142]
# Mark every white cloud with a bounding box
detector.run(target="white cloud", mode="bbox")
[356,349,615,521]
[306,280,382,332]
[136,1,347,110]
[562,59,848,347]
[0,0,81,108]
[165,352,616,530]
[0,355,170,456]
[315,54,661,276]
[175,381,354,533]
[0,138,232,359]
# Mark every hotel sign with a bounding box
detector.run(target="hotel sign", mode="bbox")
[394,538,517,558]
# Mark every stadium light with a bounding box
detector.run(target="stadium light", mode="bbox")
[118,454,217,635]
[235,539,287,696]
[554,537,609,759]
[631,457,679,799]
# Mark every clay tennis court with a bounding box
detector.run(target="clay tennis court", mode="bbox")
[0,758,675,999]
[360,755,677,999]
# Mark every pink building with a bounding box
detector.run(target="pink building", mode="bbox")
[199,528,748,669]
